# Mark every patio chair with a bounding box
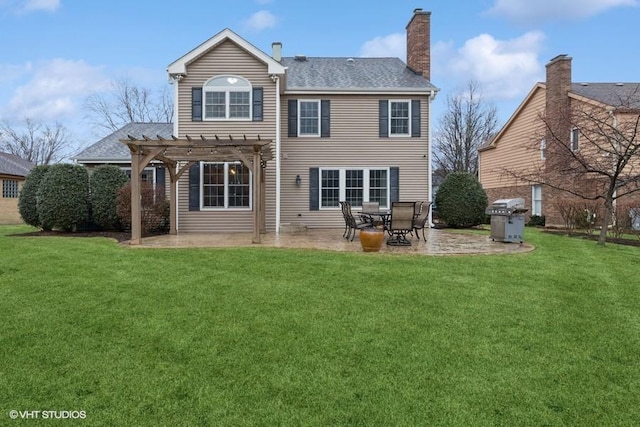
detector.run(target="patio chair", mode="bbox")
[340,201,368,241]
[386,201,416,246]
[361,201,380,225]
[412,202,432,241]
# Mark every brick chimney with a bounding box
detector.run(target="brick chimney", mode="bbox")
[545,54,572,115]
[545,54,572,149]
[406,8,431,80]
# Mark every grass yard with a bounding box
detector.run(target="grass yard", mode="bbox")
[1,225,639,426]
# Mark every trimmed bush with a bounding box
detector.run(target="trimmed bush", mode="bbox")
[434,172,488,228]
[90,165,129,230]
[37,164,90,232]
[116,182,169,235]
[18,165,50,229]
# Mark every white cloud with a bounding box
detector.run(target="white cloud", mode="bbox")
[244,10,278,31]
[360,33,405,59]
[3,58,109,122]
[0,0,60,13]
[24,0,59,12]
[434,31,545,100]
[486,0,638,24]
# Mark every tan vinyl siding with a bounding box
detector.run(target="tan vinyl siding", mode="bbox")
[175,39,278,233]
[279,94,431,229]
[479,88,546,189]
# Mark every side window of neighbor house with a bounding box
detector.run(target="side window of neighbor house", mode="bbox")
[540,138,546,159]
[532,185,542,216]
[203,76,251,120]
[2,179,19,198]
[570,128,579,152]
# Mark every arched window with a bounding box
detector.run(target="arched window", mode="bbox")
[203,75,252,120]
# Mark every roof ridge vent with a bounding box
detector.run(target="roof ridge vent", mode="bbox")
[346,58,355,65]
[580,82,589,86]
[294,55,307,62]
[616,82,624,86]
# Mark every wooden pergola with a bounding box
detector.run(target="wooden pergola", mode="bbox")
[121,134,273,245]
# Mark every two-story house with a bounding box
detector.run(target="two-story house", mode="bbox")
[479,54,640,227]
[76,8,438,244]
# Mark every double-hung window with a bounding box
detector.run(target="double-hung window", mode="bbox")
[299,100,320,136]
[201,162,251,209]
[389,100,410,135]
[532,185,542,216]
[570,128,580,152]
[320,168,389,209]
[203,76,251,120]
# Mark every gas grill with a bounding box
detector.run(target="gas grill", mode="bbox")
[485,198,528,243]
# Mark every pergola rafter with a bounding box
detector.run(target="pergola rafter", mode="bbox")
[121,134,273,245]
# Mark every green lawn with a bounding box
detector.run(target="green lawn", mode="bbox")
[1,225,638,426]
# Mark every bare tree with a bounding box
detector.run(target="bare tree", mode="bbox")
[0,118,72,165]
[84,77,173,133]
[503,85,640,245]
[434,81,499,176]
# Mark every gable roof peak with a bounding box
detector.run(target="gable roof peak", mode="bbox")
[167,28,286,77]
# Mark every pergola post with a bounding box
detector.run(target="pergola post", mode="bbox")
[130,150,142,245]
[168,165,178,235]
[252,144,261,243]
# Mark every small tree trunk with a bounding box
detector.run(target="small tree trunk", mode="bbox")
[598,198,613,246]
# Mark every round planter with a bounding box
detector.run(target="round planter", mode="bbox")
[359,227,385,252]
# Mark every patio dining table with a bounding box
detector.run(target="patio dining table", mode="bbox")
[359,209,391,229]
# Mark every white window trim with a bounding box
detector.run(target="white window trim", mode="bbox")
[540,138,546,160]
[298,99,321,137]
[389,99,411,137]
[570,127,580,152]
[203,75,252,121]
[532,185,542,216]
[200,162,252,210]
[318,167,390,210]
[121,166,156,187]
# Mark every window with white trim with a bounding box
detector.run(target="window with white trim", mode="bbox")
[203,76,251,120]
[320,168,389,208]
[570,128,580,152]
[532,185,542,216]
[540,138,546,159]
[390,100,410,135]
[201,162,251,209]
[2,179,19,198]
[299,100,320,136]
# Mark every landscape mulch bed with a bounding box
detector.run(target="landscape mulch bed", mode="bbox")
[11,230,134,243]
[543,228,640,247]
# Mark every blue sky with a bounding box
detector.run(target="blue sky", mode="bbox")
[1,0,638,154]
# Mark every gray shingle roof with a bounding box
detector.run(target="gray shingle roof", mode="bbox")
[0,152,35,177]
[282,57,437,91]
[74,122,173,162]
[571,83,640,109]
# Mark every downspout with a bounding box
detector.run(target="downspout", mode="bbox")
[428,89,436,227]
[274,75,281,234]
[172,75,181,232]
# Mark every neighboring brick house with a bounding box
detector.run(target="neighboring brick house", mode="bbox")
[0,152,34,224]
[76,8,438,241]
[479,54,640,226]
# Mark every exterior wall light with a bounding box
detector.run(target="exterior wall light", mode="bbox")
[295,174,302,187]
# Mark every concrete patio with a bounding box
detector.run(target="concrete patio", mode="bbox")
[126,227,533,256]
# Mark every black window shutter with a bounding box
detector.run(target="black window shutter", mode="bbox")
[309,168,319,211]
[379,100,389,138]
[192,87,203,121]
[252,87,263,121]
[411,100,421,137]
[390,167,399,203]
[155,166,165,189]
[189,162,200,211]
[288,99,298,137]
[320,100,330,137]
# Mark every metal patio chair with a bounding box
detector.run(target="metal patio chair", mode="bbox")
[386,201,416,246]
[340,201,368,241]
[412,202,432,241]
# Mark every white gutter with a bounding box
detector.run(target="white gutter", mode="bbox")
[274,75,281,234]
[428,89,436,227]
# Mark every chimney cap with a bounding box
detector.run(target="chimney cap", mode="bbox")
[548,54,571,64]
